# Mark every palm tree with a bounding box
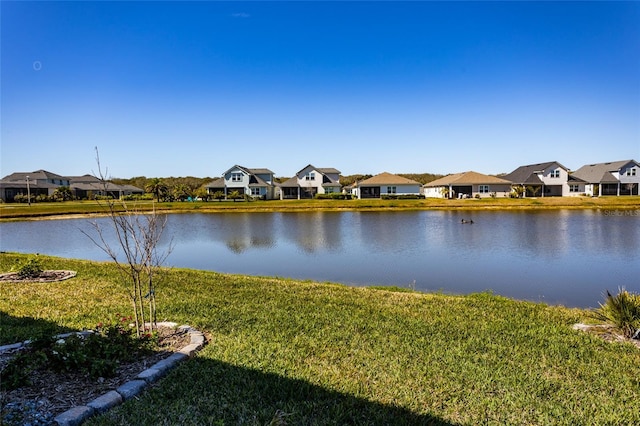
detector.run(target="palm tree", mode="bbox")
[53,186,74,201]
[145,178,168,202]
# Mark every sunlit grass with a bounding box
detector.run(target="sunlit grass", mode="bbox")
[2,196,640,220]
[2,253,639,425]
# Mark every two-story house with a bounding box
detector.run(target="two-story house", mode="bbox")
[502,161,579,197]
[279,165,341,199]
[571,160,640,196]
[0,170,70,202]
[206,165,277,200]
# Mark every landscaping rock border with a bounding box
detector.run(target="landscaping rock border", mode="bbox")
[0,322,206,426]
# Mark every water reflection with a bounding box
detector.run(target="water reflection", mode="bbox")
[280,212,343,253]
[0,210,638,308]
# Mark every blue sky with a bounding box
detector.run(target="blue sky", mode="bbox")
[2,1,639,179]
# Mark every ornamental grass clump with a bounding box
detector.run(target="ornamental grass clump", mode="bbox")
[591,288,640,338]
[11,255,43,279]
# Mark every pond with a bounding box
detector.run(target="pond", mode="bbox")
[1,210,638,308]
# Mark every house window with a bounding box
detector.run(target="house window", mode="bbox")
[387,186,396,194]
[305,172,315,181]
[479,185,489,193]
[325,187,335,193]
[627,168,637,176]
[231,173,242,182]
[569,184,580,192]
[550,170,560,178]
[250,188,261,196]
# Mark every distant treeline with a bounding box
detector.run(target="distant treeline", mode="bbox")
[111,172,444,198]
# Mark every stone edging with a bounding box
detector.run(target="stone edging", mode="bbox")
[0,322,206,426]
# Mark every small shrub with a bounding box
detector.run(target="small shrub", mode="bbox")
[591,288,640,338]
[315,193,347,200]
[0,317,156,391]
[11,255,43,278]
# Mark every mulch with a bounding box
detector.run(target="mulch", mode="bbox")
[0,326,191,420]
[0,270,77,283]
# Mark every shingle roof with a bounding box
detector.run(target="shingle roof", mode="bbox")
[425,171,511,187]
[571,160,639,183]
[502,161,567,184]
[2,170,67,182]
[278,177,298,187]
[296,164,341,176]
[205,177,225,188]
[357,172,421,186]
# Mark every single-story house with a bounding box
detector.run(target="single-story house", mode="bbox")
[69,175,143,199]
[424,171,512,199]
[205,165,277,200]
[571,160,640,196]
[502,161,573,197]
[279,165,341,199]
[351,172,422,199]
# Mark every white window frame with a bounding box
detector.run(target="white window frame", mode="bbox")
[250,187,261,196]
[387,186,397,194]
[231,173,243,182]
[569,184,580,192]
[627,168,637,176]
[479,185,490,194]
[305,172,315,181]
[550,170,560,178]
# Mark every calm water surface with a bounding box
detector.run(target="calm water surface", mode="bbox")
[1,210,638,308]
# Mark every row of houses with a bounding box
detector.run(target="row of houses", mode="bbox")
[201,160,640,200]
[425,160,640,199]
[1,159,638,203]
[0,171,143,202]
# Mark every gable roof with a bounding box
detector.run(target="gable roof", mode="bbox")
[502,161,567,184]
[425,171,511,187]
[2,170,68,182]
[222,165,274,177]
[357,172,421,186]
[296,164,341,176]
[571,160,639,183]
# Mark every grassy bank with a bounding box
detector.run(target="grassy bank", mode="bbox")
[1,196,639,220]
[1,253,638,424]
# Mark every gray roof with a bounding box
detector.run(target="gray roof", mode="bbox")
[247,168,274,175]
[502,161,567,184]
[223,165,274,177]
[2,170,68,182]
[205,177,225,188]
[571,160,639,183]
[68,174,102,184]
[279,177,298,187]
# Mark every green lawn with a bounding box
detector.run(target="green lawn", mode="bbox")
[2,196,640,220]
[1,253,639,425]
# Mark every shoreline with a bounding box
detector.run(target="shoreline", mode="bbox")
[2,196,639,221]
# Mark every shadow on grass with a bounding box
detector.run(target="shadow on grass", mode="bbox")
[0,311,75,345]
[92,356,458,425]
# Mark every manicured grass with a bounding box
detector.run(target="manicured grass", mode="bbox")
[1,196,640,220]
[1,253,639,425]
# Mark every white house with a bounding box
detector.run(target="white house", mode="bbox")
[279,164,341,199]
[352,172,422,199]
[206,165,276,200]
[502,161,577,197]
[571,160,640,196]
[424,171,512,199]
